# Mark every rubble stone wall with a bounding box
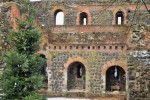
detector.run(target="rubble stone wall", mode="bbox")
[47,51,127,97]
[34,1,150,99]
[0,1,150,99]
[0,2,11,99]
[128,50,150,100]
[0,3,11,75]
[33,2,150,27]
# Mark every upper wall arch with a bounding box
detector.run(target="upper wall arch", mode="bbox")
[112,8,127,25]
[64,57,88,70]
[51,6,66,15]
[101,59,127,76]
[76,10,91,25]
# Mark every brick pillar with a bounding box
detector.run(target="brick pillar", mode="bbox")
[11,4,21,30]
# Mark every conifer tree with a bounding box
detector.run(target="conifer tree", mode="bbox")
[2,0,45,99]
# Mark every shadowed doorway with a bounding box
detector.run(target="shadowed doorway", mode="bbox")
[106,66,125,91]
[67,62,86,91]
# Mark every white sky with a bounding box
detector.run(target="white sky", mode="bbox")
[56,12,64,25]
[118,17,121,25]
[83,18,87,25]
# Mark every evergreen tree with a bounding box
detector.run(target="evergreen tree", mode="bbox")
[1,1,45,99]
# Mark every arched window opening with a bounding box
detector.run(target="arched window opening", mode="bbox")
[54,10,64,25]
[116,11,124,25]
[106,66,126,91]
[77,65,83,78]
[40,54,47,83]
[67,62,86,90]
[80,12,88,25]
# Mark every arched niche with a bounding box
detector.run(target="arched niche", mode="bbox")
[116,11,124,25]
[67,61,86,90]
[79,12,88,25]
[54,9,64,25]
[106,66,126,91]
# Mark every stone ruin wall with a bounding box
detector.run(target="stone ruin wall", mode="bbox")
[0,1,20,75]
[0,0,150,99]
[128,51,150,100]
[34,1,150,27]
[0,2,11,76]
[34,1,150,99]
[47,51,127,97]
[0,2,12,98]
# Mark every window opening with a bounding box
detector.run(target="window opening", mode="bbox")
[121,46,124,50]
[115,46,118,50]
[67,62,86,90]
[54,46,56,49]
[54,10,64,25]
[110,46,112,49]
[77,65,83,78]
[106,66,126,91]
[114,67,118,78]
[40,54,48,83]
[116,11,124,25]
[70,46,72,49]
[82,46,84,49]
[80,12,88,25]
[104,46,106,49]
[93,46,95,49]
[59,46,61,49]
[76,46,78,49]
[65,46,67,49]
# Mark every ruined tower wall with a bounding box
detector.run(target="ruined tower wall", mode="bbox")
[0,2,11,76]
[34,1,150,27]
[0,0,150,99]
[47,51,127,97]
[128,51,150,99]
[32,1,150,99]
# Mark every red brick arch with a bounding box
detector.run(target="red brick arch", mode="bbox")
[51,6,66,15]
[76,11,91,25]
[102,59,127,76]
[64,57,88,70]
[101,59,128,92]
[112,8,127,25]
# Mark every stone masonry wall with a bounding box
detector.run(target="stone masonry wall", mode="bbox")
[47,51,127,97]
[48,31,128,45]
[33,1,150,27]
[91,10,113,25]
[0,2,11,99]
[128,50,150,100]
[0,1,150,99]
[32,1,150,99]
[0,3,11,75]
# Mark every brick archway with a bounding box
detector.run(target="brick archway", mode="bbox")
[112,8,127,25]
[106,66,126,91]
[76,11,91,25]
[102,59,127,76]
[64,57,88,70]
[64,57,88,91]
[51,6,66,15]
[101,59,127,92]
